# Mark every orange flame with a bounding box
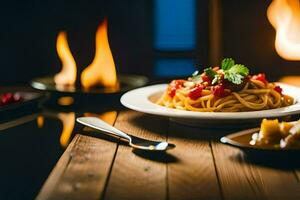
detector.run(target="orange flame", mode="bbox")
[54,32,77,85]
[267,0,300,60]
[81,19,117,88]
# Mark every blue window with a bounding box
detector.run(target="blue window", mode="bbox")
[154,0,196,51]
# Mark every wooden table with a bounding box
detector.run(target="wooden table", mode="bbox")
[37,110,300,200]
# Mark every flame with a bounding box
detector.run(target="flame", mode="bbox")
[54,32,77,85]
[81,19,117,88]
[267,0,300,60]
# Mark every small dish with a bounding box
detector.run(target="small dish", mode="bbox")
[120,83,300,127]
[0,92,46,121]
[220,128,300,158]
[31,74,148,95]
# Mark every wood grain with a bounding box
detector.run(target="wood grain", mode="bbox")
[36,134,118,200]
[212,142,267,200]
[104,111,168,200]
[255,165,300,200]
[167,123,222,200]
[37,112,118,200]
[212,142,300,200]
[36,134,78,200]
[37,109,300,200]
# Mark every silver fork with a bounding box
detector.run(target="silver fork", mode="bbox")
[76,117,175,151]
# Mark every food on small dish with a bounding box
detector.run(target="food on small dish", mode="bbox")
[258,119,282,143]
[157,58,294,112]
[251,118,300,149]
[0,93,23,106]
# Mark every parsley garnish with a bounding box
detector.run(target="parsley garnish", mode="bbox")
[190,58,249,85]
[222,59,249,84]
[212,75,221,85]
[204,68,217,78]
[221,58,235,70]
[204,67,219,85]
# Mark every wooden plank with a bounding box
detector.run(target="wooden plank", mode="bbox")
[295,171,300,183]
[36,134,118,200]
[212,142,267,200]
[37,112,118,200]
[104,111,168,200]
[167,123,222,200]
[257,167,300,200]
[36,134,78,200]
[212,142,300,200]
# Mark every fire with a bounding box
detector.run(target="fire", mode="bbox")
[81,19,117,88]
[54,32,77,85]
[267,0,300,60]
[54,19,117,88]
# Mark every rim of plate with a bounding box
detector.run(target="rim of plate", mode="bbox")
[120,83,300,120]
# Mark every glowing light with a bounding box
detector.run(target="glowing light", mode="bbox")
[84,111,117,125]
[57,96,74,106]
[54,32,77,85]
[267,0,300,60]
[58,112,75,147]
[36,116,44,128]
[81,19,117,88]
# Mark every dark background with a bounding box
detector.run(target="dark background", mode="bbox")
[0,0,299,84]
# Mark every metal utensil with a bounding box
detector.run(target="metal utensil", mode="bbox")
[76,117,175,151]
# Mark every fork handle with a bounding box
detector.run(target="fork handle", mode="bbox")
[76,117,132,141]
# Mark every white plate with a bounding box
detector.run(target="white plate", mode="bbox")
[120,83,300,127]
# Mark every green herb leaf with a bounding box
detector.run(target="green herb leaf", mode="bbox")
[224,64,249,84]
[221,58,235,70]
[204,67,217,78]
[204,68,221,85]
[228,64,249,76]
[192,70,199,77]
[211,74,221,85]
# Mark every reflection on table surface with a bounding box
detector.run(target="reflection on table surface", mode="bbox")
[0,107,119,200]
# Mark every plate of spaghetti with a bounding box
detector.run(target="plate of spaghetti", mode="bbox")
[121,58,300,127]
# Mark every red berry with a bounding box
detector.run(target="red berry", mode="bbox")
[0,93,23,106]
[274,85,282,94]
[188,85,204,100]
[212,85,227,97]
[1,93,14,105]
[251,73,268,85]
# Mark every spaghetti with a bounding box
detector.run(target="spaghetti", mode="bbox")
[157,58,294,112]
